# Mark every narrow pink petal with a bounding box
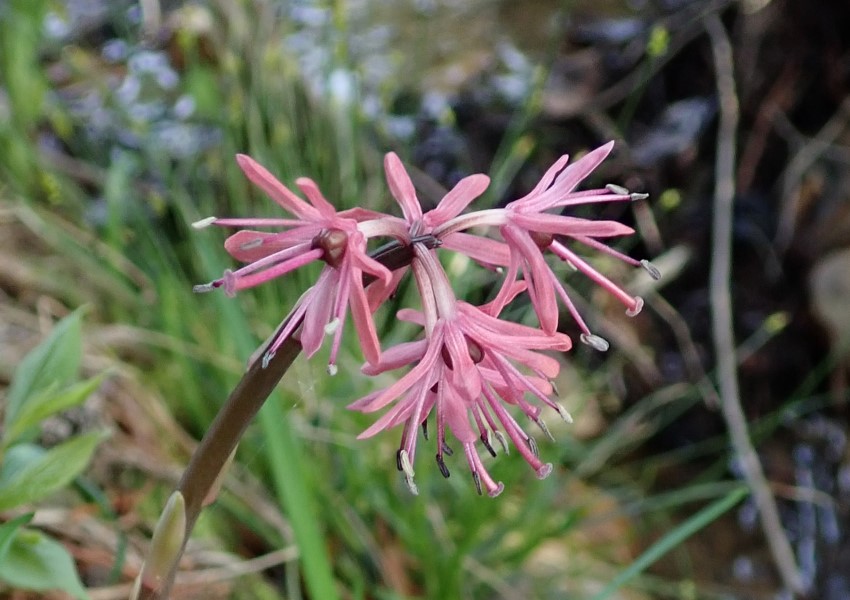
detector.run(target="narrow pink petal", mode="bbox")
[384,152,423,223]
[212,217,306,228]
[511,154,570,203]
[478,281,526,317]
[236,154,321,220]
[349,269,382,364]
[509,213,634,237]
[443,324,481,400]
[357,391,418,437]
[224,230,313,262]
[365,267,407,311]
[424,174,490,228]
[459,303,573,351]
[361,339,427,375]
[511,142,615,212]
[443,387,477,444]
[350,245,393,286]
[295,177,337,218]
[488,251,521,317]
[300,269,337,357]
[328,262,354,367]
[440,232,510,267]
[357,378,437,439]
[228,247,323,291]
[353,326,444,414]
[396,308,425,325]
[551,141,614,193]
[502,225,559,334]
[338,206,391,222]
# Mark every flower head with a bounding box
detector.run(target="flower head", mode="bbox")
[195,143,655,495]
[349,245,573,496]
[432,142,658,347]
[194,154,405,369]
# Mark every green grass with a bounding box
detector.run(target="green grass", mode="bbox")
[0,1,775,599]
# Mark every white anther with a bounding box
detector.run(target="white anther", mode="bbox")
[191,216,217,229]
[606,184,629,195]
[324,318,340,336]
[399,449,418,495]
[640,259,662,280]
[556,402,574,424]
[580,333,610,352]
[192,283,216,293]
[327,363,338,376]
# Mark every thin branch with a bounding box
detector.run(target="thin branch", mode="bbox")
[704,14,806,596]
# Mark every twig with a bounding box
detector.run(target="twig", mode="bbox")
[704,14,806,596]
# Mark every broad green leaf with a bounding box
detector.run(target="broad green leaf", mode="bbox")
[4,309,85,431]
[0,528,89,599]
[3,374,107,448]
[0,443,45,488]
[0,513,33,565]
[0,431,108,511]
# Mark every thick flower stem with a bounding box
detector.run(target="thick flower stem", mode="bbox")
[135,238,428,600]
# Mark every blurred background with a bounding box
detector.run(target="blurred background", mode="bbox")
[1,0,849,598]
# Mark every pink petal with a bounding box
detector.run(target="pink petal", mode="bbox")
[384,152,423,224]
[361,339,427,375]
[509,213,634,237]
[235,154,320,220]
[224,230,313,262]
[396,308,425,325]
[348,269,382,364]
[511,154,570,203]
[502,225,559,334]
[511,142,615,212]
[300,269,337,357]
[353,326,444,414]
[365,268,407,311]
[443,386,477,444]
[296,177,337,218]
[227,246,323,290]
[423,174,490,228]
[440,232,510,267]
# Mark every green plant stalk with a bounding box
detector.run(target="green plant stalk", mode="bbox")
[136,238,426,600]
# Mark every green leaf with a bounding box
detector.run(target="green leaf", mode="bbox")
[0,528,89,599]
[0,431,108,511]
[3,374,107,448]
[4,309,85,432]
[0,513,33,565]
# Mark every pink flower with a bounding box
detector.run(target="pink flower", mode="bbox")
[432,141,657,348]
[193,154,406,370]
[349,246,573,496]
[195,144,655,495]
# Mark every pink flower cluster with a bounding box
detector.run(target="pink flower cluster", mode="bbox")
[194,142,656,496]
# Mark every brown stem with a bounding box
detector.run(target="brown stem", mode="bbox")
[136,236,431,599]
